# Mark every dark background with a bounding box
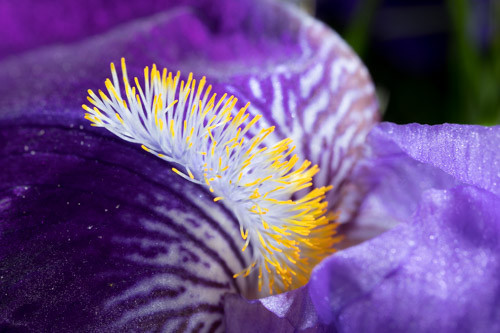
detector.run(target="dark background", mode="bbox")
[314,0,499,125]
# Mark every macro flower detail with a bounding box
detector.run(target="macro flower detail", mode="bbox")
[82,58,339,295]
[18,1,500,333]
[0,0,381,329]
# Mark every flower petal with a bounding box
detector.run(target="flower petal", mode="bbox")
[371,123,500,196]
[0,0,247,60]
[0,115,254,331]
[1,0,377,330]
[0,0,378,223]
[348,123,500,240]
[310,184,500,332]
[224,285,330,333]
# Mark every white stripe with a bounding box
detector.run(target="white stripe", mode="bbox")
[300,63,324,98]
[303,89,329,133]
[249,77,263,100]
[330,57,361,91]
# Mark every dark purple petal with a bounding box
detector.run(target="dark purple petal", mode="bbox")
[0,114,253,331]
[310,184,500,332]
[0,0,377,331]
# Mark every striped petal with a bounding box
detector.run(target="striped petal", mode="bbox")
[0,0,378,222]
[0,0,377,331]
[219,4,379,222]
[0,114,253,331]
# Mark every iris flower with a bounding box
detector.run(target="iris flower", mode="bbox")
[1,0,498,332]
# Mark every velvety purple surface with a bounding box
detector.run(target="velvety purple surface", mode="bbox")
[0,114,252,331]
[0,0,251,61]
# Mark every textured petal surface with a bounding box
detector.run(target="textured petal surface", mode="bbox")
[0,0,378,222]
[371,123,500,196]
[347,123,500,240]
[306,123,500,332]
[0,0,377,331]
[310,185,500,332]
[224,286,330,333]
[0,115,253,331]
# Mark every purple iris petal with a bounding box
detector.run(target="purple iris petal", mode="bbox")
[350,123,500,240]
[310,185,500,332]
[371,123,500,195]
[0,0,377,331]
[0,114,253,331]
[0,0,246,60]
[307,123,500,331]
[224,285,330,332]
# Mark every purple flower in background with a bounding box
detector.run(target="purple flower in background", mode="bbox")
[0,1,499,333]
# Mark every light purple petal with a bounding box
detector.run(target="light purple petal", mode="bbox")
[372,123,500,196]
[224,286,330,333]
[347,123,500,240]
[310,184,500,332]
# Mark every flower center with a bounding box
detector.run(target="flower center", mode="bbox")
[82,58,341,295]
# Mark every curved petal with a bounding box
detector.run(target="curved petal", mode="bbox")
[310,184,500,332]
[0,0,249,60]
[0,0,377,331]
[224,286,331,333]
[346,123,500,241]
[371,123,500,196]
[0,0,378,221]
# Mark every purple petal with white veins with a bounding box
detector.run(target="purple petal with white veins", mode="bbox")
[222,11,379,222]
[0,0,377,331]
[0,114,253,331]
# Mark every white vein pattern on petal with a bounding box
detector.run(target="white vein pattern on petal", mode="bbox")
[102,202,251,333]
[223,3,378,222]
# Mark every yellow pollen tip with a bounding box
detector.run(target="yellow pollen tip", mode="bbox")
[115,113,124,124]
[171,168,182,176]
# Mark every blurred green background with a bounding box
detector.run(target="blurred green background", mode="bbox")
[300,0,499,125]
